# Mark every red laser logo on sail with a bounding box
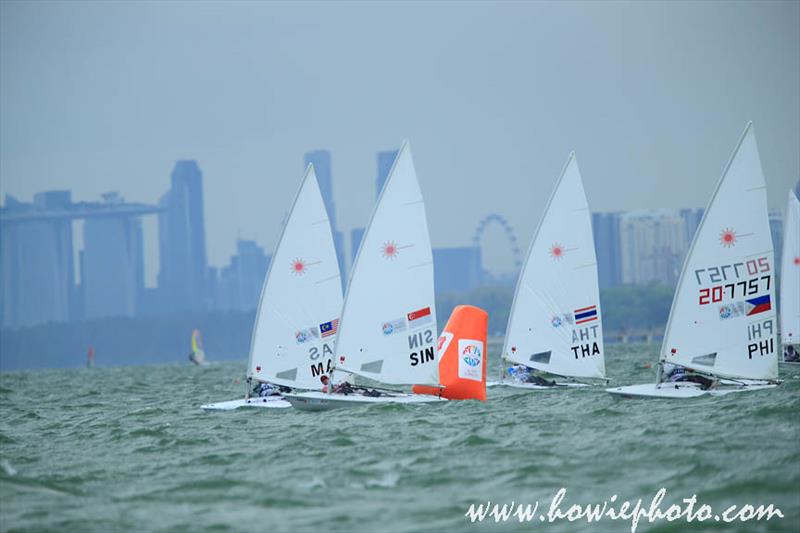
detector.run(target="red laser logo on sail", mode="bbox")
[550,243,564,260]
[291,258,307,275]
[382,240,398,259]
[720,228,737,248]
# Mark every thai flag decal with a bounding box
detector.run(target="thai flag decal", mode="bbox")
[574,305,598,325]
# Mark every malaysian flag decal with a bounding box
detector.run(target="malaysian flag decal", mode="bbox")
[320,318,339,338]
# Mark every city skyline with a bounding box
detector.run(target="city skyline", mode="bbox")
[1,1,797,282]
[2,160,787,330]
[2,146,795,287]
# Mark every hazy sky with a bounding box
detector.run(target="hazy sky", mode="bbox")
[2,0,798,282]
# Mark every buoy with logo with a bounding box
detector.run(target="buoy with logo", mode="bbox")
[412,305,488,401]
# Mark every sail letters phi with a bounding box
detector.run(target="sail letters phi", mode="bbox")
[747,319,774,359]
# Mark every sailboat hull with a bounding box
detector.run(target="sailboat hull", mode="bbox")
[606,383,708,399]
[487,381,590,390]
[284,391,447,411]
[606,381,779,399]
[200,397,292,411]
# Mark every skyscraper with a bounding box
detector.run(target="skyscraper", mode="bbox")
[376,150,398,199]
[618,209,689,286]
[82,193,144,319]
[157,161,208,313]
[213,240,271,312]
[769,211,783,275]
[1,192,74,328]
[679,208,704,245]
[591,212,622,288]
[350,227,365,263]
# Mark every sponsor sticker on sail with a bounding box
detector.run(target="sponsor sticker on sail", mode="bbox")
[718,302,745,321]
[295,326,320,344]
[381,317,407,336]
[551,313,574,328]
[457,338,483,382]
[407,306,432,329]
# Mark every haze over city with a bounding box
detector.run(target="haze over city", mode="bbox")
[1,4,799,530]
[2,0,798,283]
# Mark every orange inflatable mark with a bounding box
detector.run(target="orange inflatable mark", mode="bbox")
[413,305,488,401]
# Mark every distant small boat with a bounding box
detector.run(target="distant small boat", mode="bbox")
[188,329,206,365]
[780,180,799,365]
[492,152,605,390]
[201,164,343,411]
[607,123,781,399]
[87,346,95,368]
[285,142,447,410]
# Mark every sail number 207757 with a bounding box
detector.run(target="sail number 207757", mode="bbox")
[698,276,771,305]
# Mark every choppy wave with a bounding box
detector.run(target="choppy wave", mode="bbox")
[1,345,798,532]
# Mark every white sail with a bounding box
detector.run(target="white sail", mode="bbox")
[660,123,777,381]
[780,182,799,347]
[503,153,605,379]
[246,165,343,389]
[334,142,439,386]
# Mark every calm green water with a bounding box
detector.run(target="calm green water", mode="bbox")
[1,345,798,532]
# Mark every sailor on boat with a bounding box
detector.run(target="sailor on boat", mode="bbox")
[507,364,557,387]
[661,363,716,390]
[784,345,799,363]
[319,375,382,397]
[251,381,290,398]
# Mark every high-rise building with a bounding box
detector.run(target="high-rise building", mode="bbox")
[0,192,75,328]
[82,193,144,319]
[157,161,208,313]
[376,150,398,199]
[769,211,783,275]
[619,209,689,286]
[350,227,365,263]
[679,208,704,245]
[591,212,622,288]
[214,240,271,312]
[433,246,483,293]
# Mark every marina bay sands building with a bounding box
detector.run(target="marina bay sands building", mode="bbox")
[0,191,159,328]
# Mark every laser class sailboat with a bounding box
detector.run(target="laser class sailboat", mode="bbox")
[188,329,206,365]
[780,181,799,365]
[201,164,343,411]
[285,142,446,410]
[492,152,606,389]
[607,122,780,398]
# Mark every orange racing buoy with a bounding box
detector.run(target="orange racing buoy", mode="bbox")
[412,305,488,401]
